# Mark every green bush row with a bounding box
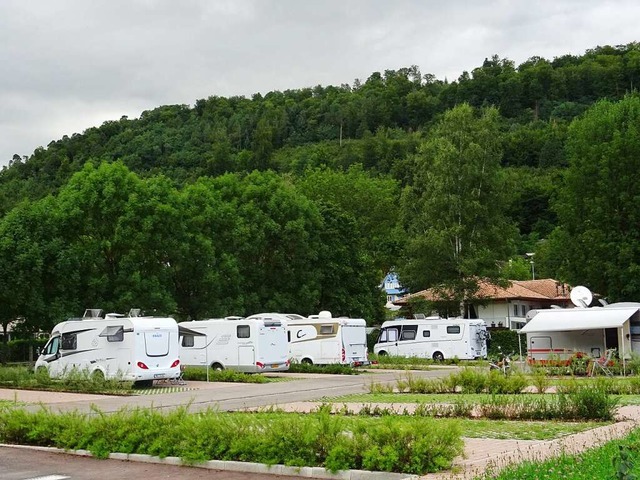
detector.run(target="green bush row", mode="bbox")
[287,362,359,375]
[0,407,463,475]
[181,367,271,383]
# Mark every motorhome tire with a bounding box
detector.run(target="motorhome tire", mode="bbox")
[377,351,388,356]
[134,379,154,388]
[91,369,105,382]
[211,363,224,371]
[432,351,445,362]
[301,358,313,365]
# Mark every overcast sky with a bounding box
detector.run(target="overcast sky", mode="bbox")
[1,0,638,167]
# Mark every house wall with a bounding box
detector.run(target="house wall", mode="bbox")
[478,301,550,329]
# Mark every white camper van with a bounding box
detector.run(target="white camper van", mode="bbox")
[35,309,181,387]
[253,311,369,366]
[373,317,488,360]
[178,316,290,372]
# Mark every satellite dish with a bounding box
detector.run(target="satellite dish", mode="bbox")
[570,286,593,308]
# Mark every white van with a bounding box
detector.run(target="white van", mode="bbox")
[252,311,369,366]
[35,309,181,387]
[373,317,488,361]
[178,316,290,372]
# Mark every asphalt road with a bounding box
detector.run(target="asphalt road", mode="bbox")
[0,445,303,480]
[20,367,456,414]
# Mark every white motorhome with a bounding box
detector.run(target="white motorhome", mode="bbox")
[35,309,181,387]
[521,302,640,363]
[253,311,370,366]
[373,317,488,360]
[178,316,290,372]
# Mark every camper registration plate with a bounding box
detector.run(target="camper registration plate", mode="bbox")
[271,364,279,368]
[154,374,165,378]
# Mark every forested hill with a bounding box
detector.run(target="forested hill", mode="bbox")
[1,42,640,331]
[3,43,639,206]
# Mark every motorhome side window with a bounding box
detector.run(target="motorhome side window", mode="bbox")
[61,333,77,350]
[400,325,418,340]
[423,330,431,338]
[182,335,195,347]
[107,329,124,343]
[446,326,461,334]
[378,327,398,343]
[237,325,250,338]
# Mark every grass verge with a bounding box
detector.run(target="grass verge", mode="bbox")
[476,427,640,479]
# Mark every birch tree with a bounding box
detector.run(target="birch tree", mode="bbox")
[399,104,515,305]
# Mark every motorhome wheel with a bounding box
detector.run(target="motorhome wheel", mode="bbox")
[432,351,445,362]
[211,363,224,371]
[301,358,313,365]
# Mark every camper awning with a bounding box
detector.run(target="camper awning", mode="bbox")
[520,307,640,334]
[178,326,206,337]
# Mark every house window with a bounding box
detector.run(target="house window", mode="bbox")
[513,304,518,316]
[423,330,431,338]
[237,325,250,338]
[446,326,461,334]
[521,305,526,316]
[181,335,194,347]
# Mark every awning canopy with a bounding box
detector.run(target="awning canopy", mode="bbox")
[519,307,640,334]
[178,325,207,337]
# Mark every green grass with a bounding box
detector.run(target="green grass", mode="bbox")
[458,419,606,440]
[476,427,640,479]
[0,365,134,394]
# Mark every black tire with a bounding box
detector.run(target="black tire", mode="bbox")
[91,369,105,382]
[211,363,224,371]
[432,351,445,362]
[377,351,388,356]
[301,358,313,365]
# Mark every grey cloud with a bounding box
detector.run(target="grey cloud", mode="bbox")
[1,0,638,165]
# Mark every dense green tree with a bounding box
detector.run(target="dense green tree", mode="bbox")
[399,104,516,304]
[296,164,402,274]
[547,95,640,300]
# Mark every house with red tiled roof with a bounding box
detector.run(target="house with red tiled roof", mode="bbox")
[394,278,573,329]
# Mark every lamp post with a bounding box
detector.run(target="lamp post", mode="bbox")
[526,253,535,280]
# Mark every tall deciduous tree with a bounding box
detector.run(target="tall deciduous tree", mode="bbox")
[546,95,640,300]
[399,103,516,305]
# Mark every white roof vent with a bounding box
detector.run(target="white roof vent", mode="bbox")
[318,310,332,319]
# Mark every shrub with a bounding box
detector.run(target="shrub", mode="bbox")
[287,362,357,375]
[0,406,464,475]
